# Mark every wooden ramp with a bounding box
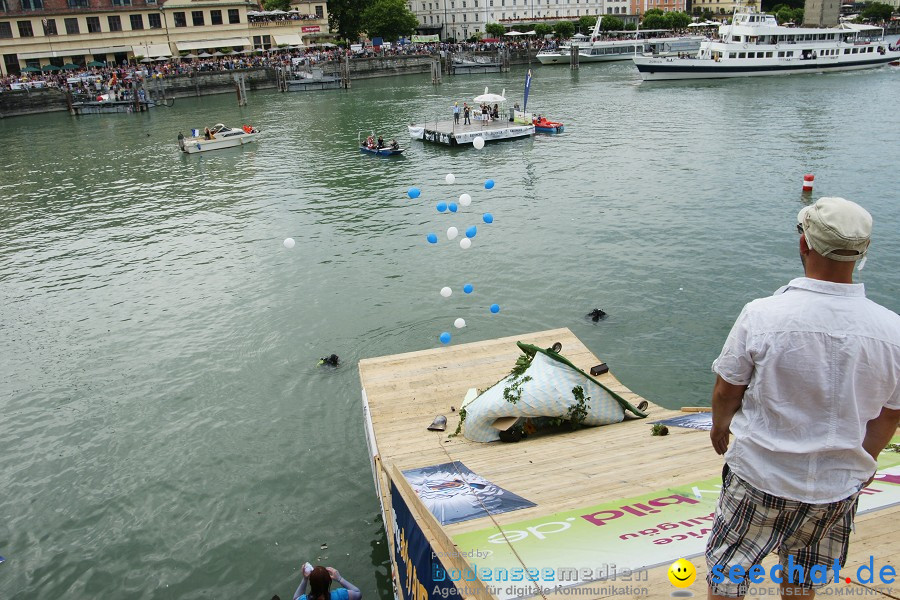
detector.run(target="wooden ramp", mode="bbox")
[358,328,900,600]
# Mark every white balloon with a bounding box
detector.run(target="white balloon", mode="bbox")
[447,227,458,240]
[445,173,455,184]
[454,318,466,329]
[473,137,485,150]
[459,238,472,249]
[283,238,295,249]
[459,193,472,207]
[440,286,452,298]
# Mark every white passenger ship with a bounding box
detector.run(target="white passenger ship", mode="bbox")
[632,10,900,80]
[536,25,704,64]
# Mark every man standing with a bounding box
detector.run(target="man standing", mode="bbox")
[707,197,900,599]
[463,102,471,125]
[453,101,460,124]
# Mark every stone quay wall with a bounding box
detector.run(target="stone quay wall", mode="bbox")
[0,51,540,119]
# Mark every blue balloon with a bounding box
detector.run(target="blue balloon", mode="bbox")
[427,233,438,244]
[490,304,500,314]
[440,332,451,344]
[449,203,458,213]
[484,179,495,190]
[465,226,477,238]
[436,202,448,212]
[408,187,421,199]
[483,213,494,224]
[463,284,474,294]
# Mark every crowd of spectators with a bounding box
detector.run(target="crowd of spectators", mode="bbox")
[0,40,536,92]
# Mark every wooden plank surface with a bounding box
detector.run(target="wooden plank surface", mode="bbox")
[359,328,900,599]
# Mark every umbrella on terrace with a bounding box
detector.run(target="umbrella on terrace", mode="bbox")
[212,51,225,56]
[22,66,41,72]
[140,57,154,63]
[181,53,199,59]
[62,63,80,70]
[87,60,106,67]
[42,64,61,71]
[198,52,213,58]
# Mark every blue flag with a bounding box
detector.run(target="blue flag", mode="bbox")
[522,69,532,112]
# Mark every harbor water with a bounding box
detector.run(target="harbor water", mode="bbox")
[1,61,898,599]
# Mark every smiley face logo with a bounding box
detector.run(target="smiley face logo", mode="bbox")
[668,558,697,588]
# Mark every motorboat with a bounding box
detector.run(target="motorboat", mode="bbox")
[536,26,704,65]
[532,116,565,134]
[178,124,258,153]
[632,9,900,80]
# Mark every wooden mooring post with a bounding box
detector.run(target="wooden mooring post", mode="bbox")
[340,53,351,88]
[570,44,579,69]
[233,73,248,106]
[431,56,442,84]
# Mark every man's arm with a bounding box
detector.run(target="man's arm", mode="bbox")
[862,406,900,463]
[710,375,748,455]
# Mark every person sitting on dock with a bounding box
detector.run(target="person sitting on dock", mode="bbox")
[376,136,385,149]
[293,566,361,600]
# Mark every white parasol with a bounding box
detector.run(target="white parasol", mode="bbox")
[473,86,506,103]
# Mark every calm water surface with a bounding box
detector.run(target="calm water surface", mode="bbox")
[1,62,899,599]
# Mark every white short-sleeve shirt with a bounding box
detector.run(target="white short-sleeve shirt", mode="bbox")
[713,277,900,504]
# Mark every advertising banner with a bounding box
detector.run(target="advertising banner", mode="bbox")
[390,481,459,600]
[651,412,713,431]
[403,461,535,526]
[452,448,900,599]
[301,25,321,33]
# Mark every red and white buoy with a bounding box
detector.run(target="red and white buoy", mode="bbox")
[802,173,815,193]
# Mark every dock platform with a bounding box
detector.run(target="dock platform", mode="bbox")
[408,118,534,146]
[358,328,900,600]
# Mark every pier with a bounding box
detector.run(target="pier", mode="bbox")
[358,328,900,600]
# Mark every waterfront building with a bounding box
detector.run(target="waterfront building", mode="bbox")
[409,0,686,42]
[689,0,741,16]
[804,0,840,26]
[0,0,329,76]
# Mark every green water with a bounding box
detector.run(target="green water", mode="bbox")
[1,62,899,599]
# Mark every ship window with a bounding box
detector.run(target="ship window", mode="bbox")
[765,52,772,57]
[738,52,745,58]
[777,51,784,57]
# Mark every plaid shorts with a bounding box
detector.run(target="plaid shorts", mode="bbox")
[705,465,859,597]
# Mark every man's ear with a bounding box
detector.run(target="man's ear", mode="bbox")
[799,233,811,255]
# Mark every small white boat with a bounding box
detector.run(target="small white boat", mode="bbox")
[178,123,259,154]
[633,9,900,81]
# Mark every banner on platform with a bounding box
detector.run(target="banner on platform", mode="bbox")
[452,447,900,598]
[403,461,535,526]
